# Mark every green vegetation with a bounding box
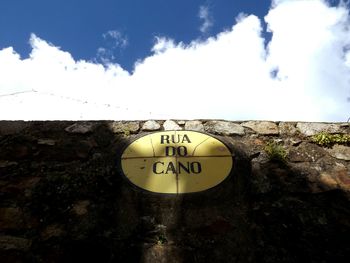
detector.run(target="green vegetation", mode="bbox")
[311,132,350,147]
[264,141,287,163]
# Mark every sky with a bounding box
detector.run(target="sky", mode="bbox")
[0,0,349,121]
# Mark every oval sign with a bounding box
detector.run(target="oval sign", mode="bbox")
[120,130,233,194]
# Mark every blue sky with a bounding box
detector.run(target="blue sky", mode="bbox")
[0,0,349,121]
[0,0,271,71]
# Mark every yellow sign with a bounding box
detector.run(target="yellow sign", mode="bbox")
[121,131,233,194]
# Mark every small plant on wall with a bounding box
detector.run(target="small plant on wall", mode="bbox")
[264,141,287,163]
[311,132,350,147]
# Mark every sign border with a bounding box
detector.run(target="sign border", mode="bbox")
[118,130,234,195]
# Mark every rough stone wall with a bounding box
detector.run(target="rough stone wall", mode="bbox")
[0,120,349,263]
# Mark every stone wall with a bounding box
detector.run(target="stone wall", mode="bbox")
[0,120,349,262]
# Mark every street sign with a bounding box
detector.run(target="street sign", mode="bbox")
[121,130,233,194]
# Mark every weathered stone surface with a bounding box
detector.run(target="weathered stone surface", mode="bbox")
[1,177,41,198]
[37,138,56,146]
[318,172,339,190]
[71,200,90,216]
[33,139,95,161]
[251,161,272,194]
[163,120,182,131]
[184,120,204,132]
[0,236,32,251]
[41,224,65,240]
[141,245,182,263]
[326,145,350,161]
[288,143,326,162]
[316,164,350,191]
[279,122,298,135]
[0,121,30,136]
[0,120,350,263]
[0,144,30,160]
[65,123,95,134]
[242,121,279,135]
[0,207,25,230]
[0,160,18,168]
[110,122,140,133]
[204,121,244,135]
[340,123,350,127]
[296,122,341,136]
[142,120,161,131]
[334,165,350,190]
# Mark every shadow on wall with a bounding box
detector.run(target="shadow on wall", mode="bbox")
[0,122,137,262]
[0,121,350,262]
[117,130,253,262]
[0,122,253,263]
[233,135,350,263]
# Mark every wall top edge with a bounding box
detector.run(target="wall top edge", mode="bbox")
[0,119,348,137]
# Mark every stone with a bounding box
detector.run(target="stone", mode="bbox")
[2,177,41,198]
[65,123,95,134]
[37,138,56,146]
[177,120,186,125]
[0,160,18,168]
[163,120,182,131]
[74,141,94,159]
[110,122,140,134]
[288,143,326,163]
[251,162,272,194]
[296,122,341,136]
[0,207,25,230]
[71,200,90,216]
[5,145,30,159]
[334,167,350,190]
[142,120,161,131]
[185,121,204,132]
[0,235,32,251]
[33,139,95,161]
[142,245,183,263]
[279,122,298,135]
[41,224,65,240]
[290,139,303,146]
[318,173,339,190]
[0,121,30,136]
[204,121,244,135]
[242,121,279,135]
[326,145,350,161]
[340,123,350,127]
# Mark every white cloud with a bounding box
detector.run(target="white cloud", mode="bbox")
[95,30,128,65]
[96,47,116,65]
[151,37,177,54]
[265,0,350,121]
[103,30,128,48]
[198,5,214,34]
[0,0,349,121]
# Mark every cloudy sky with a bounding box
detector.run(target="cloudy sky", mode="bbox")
[0,0,349,121]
